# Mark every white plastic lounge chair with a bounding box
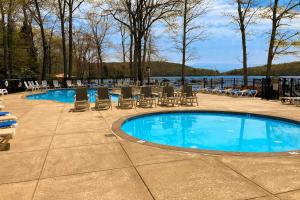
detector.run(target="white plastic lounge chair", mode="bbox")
[53,80,61,88]
[0,89,8,95]
[29,81,40,90]
[41,80,49,89]
[280,97,300,104]
[76,80,83,87]
[24,81,35,92]
[66,80,75,88]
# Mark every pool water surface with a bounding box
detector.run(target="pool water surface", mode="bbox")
[27,89,119,103]
[121,112,300,153]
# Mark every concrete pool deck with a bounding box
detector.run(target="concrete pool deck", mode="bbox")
[0,92,300,200]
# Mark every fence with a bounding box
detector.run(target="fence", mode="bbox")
[1,77,300,99]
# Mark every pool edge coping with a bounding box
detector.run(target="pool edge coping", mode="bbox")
[111,110,300,157]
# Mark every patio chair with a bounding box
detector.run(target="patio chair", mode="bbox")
[53,80,61,88]
[158,86,178,106]
[0,113,17,122]
[0,128,16,151]
[180,85,198,106]
[95,87,112,110]
[0,114,17,150]
[41,80,49,90]
[76,80,83,87]
[118,87,135,108]
[74,88,90,111]
[66,80,75,88]
[0,89,8,95]
[280,97,300,105]
[30,81,40,90]
[24,81,35,92]
[137,86,156,108]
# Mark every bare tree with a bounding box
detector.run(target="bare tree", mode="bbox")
[229,0,259,86]
[86,12,110,82]
[57,0,68,79]
[107,0,178,83]
[67,0,84,78]
[262,0,300,77]
[170,0,208,84]
[26,0,51,80]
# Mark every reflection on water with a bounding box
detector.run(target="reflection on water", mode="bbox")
[122,113,300,153]
[27,89,119,103]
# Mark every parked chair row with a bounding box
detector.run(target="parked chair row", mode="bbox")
[72,85,199,112]
[201,87,257,97]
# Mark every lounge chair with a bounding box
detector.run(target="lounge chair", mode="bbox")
[118,87,135,108]
[53,80,61,88]
[76,80,83,87]
[180,85,198,106]
[294,98,300,107]
[66,80,75,88]
[24,81,35,92]
[158,86,178,106]
[0,128,16,151]
[0,113,17,151]
[0,112,17,121]
[95,87,111,110]
[41,80,49,90]
[137,86,156,108]
[30,81,40,90]
[74,88,90,111]
[280,97,300,105]
[0,89,8,95]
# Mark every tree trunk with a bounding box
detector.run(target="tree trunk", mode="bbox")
[34,0,49,80]
[266,0,279,78]
[120,25,126,64]
[181,0,188,85]
[58,0,68,80]
[7,0,13,77]
[129,33,133,78]
[0,5,9,78]
[68,2,73,78]
[237,2,248,87]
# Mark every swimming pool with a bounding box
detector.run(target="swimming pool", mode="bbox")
[120,111,300,153]
[26,89,119,103]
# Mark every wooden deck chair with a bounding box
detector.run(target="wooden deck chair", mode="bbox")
[180,85,198,106]
[74,88,90,111]
[137,86,156,108]
[118,87,135,108]
[95,87,112,110]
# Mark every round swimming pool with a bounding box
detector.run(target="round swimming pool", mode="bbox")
[120,111,300,153]
[26,89,119,103]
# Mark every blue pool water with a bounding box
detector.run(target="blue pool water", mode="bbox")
[27,89,119,103]
[121,112,300,153]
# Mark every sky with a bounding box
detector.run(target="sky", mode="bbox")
[156,0,300,72]
[81,0,300,72]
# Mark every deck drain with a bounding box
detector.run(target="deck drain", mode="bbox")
[105,134,116,138]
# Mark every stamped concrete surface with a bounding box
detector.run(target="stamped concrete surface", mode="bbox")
[0,92,299,200]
